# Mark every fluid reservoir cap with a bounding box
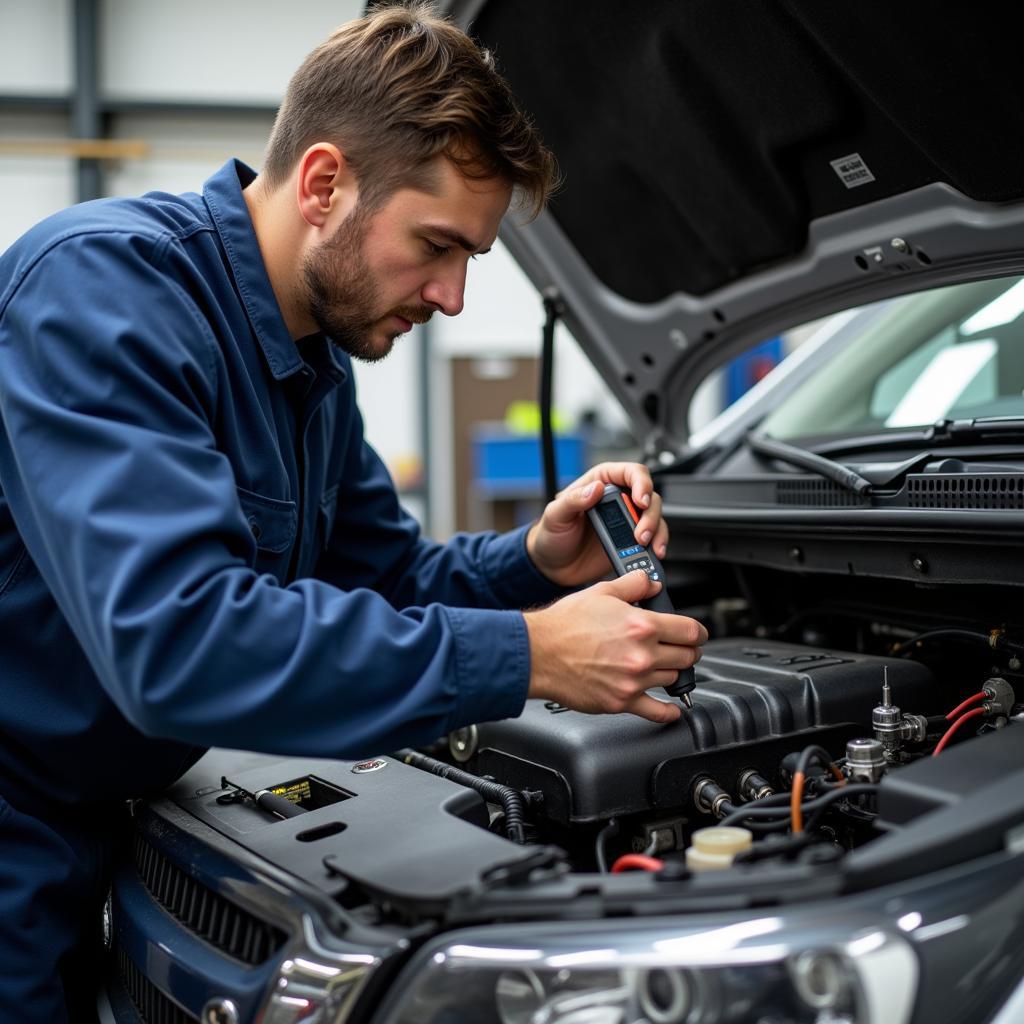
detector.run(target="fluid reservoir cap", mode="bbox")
[685,826,753,872]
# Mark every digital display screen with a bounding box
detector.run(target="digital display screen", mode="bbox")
[597,499,636,550]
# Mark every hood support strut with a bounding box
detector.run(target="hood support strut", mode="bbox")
[540,291,564,502]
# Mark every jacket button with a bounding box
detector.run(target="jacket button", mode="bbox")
[247,515,262,542]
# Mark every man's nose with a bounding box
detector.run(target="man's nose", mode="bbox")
[422,265,466,317]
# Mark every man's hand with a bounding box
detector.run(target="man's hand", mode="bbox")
[523,570,707,724]
[526,462,667,588]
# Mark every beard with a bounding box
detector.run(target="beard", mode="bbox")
[300,205,432,363]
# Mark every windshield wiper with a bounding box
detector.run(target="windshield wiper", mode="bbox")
[766,417,1024,462]
[740,418,1024,499]
[746,433,874,497]
[933,416,1024,442]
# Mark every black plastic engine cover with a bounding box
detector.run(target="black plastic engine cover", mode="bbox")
[474,639,937,824]
[165,749,550,917]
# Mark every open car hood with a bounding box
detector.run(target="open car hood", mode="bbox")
[446,1,1024,455]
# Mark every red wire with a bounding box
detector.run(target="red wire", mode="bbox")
[610,853,664,873]
[933,706,987,756]
[945,691,987,720]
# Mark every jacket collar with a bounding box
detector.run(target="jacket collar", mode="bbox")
[203,159,305,380]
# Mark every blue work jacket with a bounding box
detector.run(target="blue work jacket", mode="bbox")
[0,160,562,813]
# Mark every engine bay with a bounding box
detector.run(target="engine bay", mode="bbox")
[427,632,1018,878]
[146,536,1024,941]
[465,638,935,828]
[164,613,1022,928]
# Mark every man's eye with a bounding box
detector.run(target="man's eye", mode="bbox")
[426,240,450,257]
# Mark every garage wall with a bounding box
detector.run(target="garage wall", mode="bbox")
[0,0,630,538]
[0,0,74,249]
[98,0,355,104]
[0,0,72,95]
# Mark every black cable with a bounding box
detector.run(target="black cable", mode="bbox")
[733,833,815,862]
[595,817,619,874]
[719,784,879,829]
[718,788,830,819]
[803,784,878,832]
[718,803,799,825]
[889,627,1024,658]
[540,292,561,504]
[760,601,1000,650]
[713,781,841,816]
[795,744,838,782]
[736,791,792,809]
[736,817,809,834]
[394,749,527,844]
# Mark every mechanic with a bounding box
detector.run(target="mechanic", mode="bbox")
[0,4,706,1020]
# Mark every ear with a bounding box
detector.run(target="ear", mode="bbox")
[295,143,359,229]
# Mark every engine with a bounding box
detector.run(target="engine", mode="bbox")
[429,637,1016,872]
[464,639,935,825]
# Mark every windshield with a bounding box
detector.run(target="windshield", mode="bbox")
[759,275,1024,442]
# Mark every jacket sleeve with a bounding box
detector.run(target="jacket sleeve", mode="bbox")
[0,232,531,759]
[313,374,568,613]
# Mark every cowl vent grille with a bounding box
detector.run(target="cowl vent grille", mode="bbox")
[907,474,1024,509]
[133,832,286,965]
[775,480,862,507]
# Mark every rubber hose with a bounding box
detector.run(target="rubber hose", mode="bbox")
[395,749,527,844]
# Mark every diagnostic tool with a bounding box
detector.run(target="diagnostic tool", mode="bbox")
[587,483,695,709]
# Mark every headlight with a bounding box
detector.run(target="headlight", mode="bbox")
[376,912,917,1024]
[256,915,379,1024]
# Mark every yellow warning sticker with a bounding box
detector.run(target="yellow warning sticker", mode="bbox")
[270,777,312,805]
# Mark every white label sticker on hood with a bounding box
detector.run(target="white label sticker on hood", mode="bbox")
[830,153,876,188]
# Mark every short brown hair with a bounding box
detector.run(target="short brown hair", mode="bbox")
[262,2,557,218]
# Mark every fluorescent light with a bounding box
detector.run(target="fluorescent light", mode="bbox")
[885,339,997,427]
[962,278,1024,335]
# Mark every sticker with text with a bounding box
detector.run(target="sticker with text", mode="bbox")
[830,153,875,189]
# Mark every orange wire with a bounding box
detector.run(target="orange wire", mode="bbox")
[791,771,806,832]
[792,757,845,833]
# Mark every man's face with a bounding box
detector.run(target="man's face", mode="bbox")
[301,157,511,361]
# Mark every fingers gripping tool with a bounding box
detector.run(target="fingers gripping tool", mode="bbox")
[586,483,695,709]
